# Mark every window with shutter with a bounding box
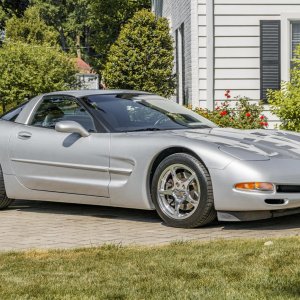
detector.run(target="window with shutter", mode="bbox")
[260,20,281,102]
[291,22,300,66]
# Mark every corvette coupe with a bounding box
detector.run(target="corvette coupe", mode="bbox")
[1,90,300,228]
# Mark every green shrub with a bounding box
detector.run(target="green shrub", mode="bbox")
[268,45,300,131]
[103,9,176,98]
[5,6,58,46]
[0,41,78,113]
[193,91,268,129]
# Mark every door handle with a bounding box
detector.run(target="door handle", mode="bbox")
[17,131,32,140]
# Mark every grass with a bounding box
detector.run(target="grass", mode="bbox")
[0,238,299,299]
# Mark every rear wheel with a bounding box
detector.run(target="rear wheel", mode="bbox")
[151,153,216,228]
[0,167,13,209]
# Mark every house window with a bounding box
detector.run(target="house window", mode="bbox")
[291,21,300,64]
[175,23,186,105]
[260,20,281,102]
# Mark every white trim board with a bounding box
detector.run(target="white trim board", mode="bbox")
[281,13,300,81]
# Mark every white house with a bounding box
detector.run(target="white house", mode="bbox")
[151,0,300,127]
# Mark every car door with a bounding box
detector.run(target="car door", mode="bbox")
[9,95,110,198]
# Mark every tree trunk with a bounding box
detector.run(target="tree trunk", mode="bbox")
[58,26,67,52]
[76,34,81,59]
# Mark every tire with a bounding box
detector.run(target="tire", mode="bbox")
[151,153,216,228]
[0,166,13,210]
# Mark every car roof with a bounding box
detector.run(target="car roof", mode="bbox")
[43,89,152,98]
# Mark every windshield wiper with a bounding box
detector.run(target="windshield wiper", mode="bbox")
[127,127,163,132]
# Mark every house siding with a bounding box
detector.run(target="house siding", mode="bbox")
[154,0,300,128]
[213,0,300,127]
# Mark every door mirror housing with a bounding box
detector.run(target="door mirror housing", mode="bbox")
[55,121,90,137]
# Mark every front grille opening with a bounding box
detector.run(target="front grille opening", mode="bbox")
[265,199,285,205]
[277,185,300,193]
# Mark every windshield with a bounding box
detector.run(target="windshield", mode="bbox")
[81,94,217,132]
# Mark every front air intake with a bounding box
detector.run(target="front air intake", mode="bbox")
[265,199,285,205]
[277,185,300,193]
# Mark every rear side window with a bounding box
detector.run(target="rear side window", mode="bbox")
[1,103,27,122]
[30,96,96,132]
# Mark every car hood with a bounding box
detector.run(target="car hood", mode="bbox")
[170,127,300,160]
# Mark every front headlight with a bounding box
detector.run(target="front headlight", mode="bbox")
[234,182,275,192]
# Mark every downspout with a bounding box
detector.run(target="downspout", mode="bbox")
[207,0,215,110]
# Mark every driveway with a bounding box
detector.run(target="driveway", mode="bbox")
[0,200,299,251]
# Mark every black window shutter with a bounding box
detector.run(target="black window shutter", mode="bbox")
[260,20,281,102]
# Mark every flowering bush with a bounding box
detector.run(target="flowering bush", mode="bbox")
[192,91,268,129]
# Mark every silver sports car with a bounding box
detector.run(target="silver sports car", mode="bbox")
[1,90,300,228]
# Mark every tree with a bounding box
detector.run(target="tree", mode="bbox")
[89,0,151,71]
[5,6,58,45]
[31,0,150,71]
[103,10,176,98]
[32,0,73,51]
[0,41,78,112]
[268,45,300,131]
[32,0,94,57]
[0,0,29,29]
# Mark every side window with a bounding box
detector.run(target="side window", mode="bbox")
[1,102,27,122]
[30,96,96,132]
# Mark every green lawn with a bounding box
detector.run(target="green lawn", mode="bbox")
[0,238,299,299]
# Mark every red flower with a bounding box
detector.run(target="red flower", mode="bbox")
[260,115,265,120]
[224,89,231,99]
[264,122,268,127]
[220,111,228,116]
[245,112,251,117]
[260,122,265,126]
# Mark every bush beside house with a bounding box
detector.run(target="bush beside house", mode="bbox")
[103,9,176,98]
[268,45,300,132]
[193,91,268,129]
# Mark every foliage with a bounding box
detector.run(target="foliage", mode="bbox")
[89,0,151,71]
[104,10,176,98]
[0,0,29,29]
[0,41,78,113]
[0,238,299,299]
[33,0,93,54]
[5,6,58,45]
[31,0,150,71]
[193,90,268,129]
[0,6,5,28]
[268,45,300,131]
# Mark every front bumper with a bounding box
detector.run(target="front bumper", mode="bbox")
[210,158,300,212]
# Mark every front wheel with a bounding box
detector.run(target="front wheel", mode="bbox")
[151,153,216,228]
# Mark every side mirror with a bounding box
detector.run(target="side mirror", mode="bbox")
[55,121,90,137]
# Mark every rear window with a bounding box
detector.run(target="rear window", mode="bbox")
[1,102,27,122]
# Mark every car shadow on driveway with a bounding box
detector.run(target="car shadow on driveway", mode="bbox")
[9,200,300,232]
[10,200,161,224]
